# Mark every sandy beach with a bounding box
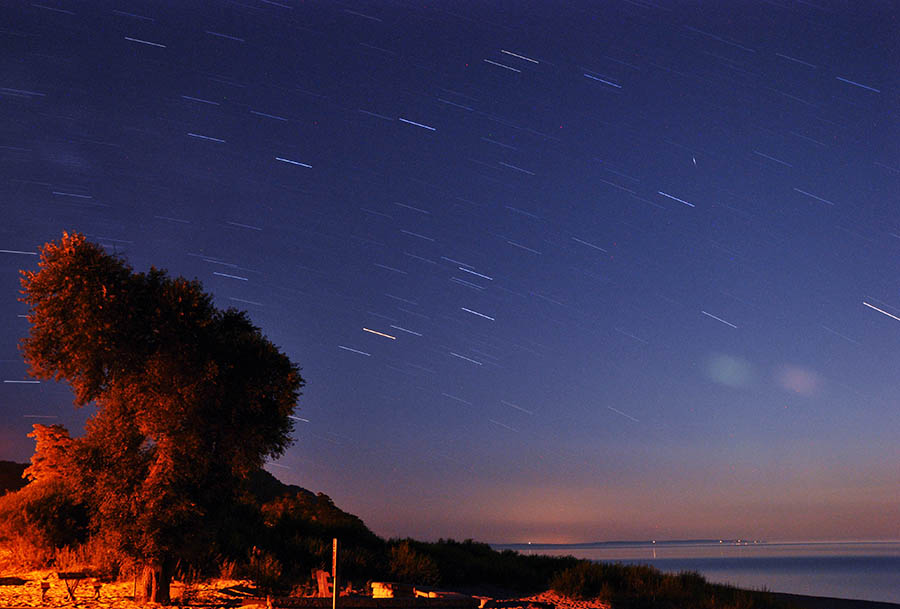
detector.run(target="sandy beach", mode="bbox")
[0,569,898,609]
[0,567,257,608]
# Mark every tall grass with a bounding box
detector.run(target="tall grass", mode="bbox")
[390,541,440,585]
[249,548,284,592]
[395,539,582,593]
[550,560,791,609]
[0,532,53,570]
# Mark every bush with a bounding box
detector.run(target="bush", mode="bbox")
[550,560,607,600]
[0,531,53,569]
[397,539,581,593]
[249,547,284,592]
[550,560,790,609]
[0,479,89,568]
[390,541,440,586]
[218,556,240,580]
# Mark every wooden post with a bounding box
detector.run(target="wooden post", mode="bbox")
[332,538,338,609]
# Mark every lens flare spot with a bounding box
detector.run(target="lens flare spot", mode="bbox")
[777,365,820,396]
[705,354,753,388]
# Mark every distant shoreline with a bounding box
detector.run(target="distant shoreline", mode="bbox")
[493,540,900,605]
[493,539,900,550]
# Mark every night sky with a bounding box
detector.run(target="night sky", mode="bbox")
[2,1,898,543]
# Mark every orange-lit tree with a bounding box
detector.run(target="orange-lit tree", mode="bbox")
[19,232,304,603]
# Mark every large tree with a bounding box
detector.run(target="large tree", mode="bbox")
[19,232,304,602]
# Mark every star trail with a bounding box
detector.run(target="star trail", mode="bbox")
[1,1,898,543]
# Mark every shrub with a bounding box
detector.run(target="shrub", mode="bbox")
[0,531,53,569]
[53,544,84,571]
[398,539,581,593]
[249,548,284,592]
[390,540,440,586]
[0,479,89,568]
[218,556,239,580]
[52,536,125,579]
[550,560,790,609]
[550,560,608,600]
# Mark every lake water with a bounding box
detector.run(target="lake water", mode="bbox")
[498,541,900,604]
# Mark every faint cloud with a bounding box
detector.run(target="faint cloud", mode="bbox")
[705,353,753,388]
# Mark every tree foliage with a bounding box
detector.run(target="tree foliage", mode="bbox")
[18,232,304,601]
[24,424,75,483]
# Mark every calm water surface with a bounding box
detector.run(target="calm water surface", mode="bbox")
[505,541,900,604]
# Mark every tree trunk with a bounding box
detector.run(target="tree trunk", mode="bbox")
[138,560,171,604]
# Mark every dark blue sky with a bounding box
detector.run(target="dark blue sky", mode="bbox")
[1,1,898,542]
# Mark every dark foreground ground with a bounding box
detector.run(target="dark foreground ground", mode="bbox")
[770,593,900,609]
[1,569,897,609]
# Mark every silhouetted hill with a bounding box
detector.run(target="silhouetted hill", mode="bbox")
[0,461,27,496]
[248,467,316,504]
[254,468,382,550]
